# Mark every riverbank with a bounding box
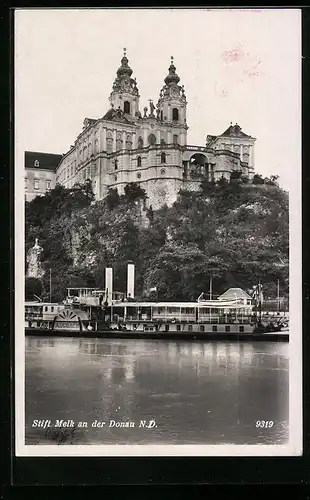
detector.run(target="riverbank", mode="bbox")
[25,328,289,342]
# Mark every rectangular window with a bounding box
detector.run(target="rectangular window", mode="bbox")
[200,325,205,332]
[176,324,181,331]
[25,178,28,188]
[225,325,230,333]
[34,179,39,190]
[188,325,193,332]
[239,326,245,333]
[212,325,217,332]
[44,306,48,312]
[46,180,51,191]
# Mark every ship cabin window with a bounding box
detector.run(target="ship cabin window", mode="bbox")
[184,308,195,315]
[51,306,54,312]
[200,325,205,332]
[212,325,217,332]
[124,101,130,114]
[239,326,245,333]
[144,325,154,332]
[225,325,230,333]
[176,324,181,331]
[172,108,179,121]
[165,324,169,332]
[44,306,48,312]
[188,325,193,332]
[161,152,166,164]
[137,156,142,167]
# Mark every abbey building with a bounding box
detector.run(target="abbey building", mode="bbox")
[25,50,256,207]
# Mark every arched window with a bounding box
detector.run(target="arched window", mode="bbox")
[148,133,156,145]
[138,136,143,149]
[137,156,142,167]
[160,110,163,121]
[173,134,178,144]
[114,160,118,170]
[161,152,166,164]
[172,108,179,121]
[161,138,166,145]
[124,101,130,114]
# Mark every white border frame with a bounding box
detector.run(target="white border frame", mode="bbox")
[14,7,303,457]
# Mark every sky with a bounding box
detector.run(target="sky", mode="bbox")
[15,8,301,190]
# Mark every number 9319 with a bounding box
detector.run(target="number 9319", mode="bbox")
[256,420,274,428]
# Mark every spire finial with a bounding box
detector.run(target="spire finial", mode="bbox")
[123,47,127,57]
[171,55,174,64]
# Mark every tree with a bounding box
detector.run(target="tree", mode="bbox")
[252,174,265,185]
[106,188,120,210]
[25,171,289,302]
[230,170,242,182]
[25,278,43,300]
[123,183,147,202]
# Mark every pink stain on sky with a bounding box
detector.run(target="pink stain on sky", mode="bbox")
[222,46,262,78]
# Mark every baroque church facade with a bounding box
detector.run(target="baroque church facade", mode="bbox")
[43,50,256,209]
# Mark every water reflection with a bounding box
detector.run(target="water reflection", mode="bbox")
[25,337,289,445]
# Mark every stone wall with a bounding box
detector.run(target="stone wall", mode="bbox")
[143,177,183,209]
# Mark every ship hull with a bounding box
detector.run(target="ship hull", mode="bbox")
[25,327,289,342]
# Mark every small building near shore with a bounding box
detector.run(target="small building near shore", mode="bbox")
[218,288,252,306]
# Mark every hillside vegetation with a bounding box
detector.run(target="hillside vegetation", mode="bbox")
[25,174,289,302]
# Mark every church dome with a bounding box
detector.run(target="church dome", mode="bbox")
[117,50,133,78]
[164,57,180,85]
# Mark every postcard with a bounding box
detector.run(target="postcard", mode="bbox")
[15,7,302,457]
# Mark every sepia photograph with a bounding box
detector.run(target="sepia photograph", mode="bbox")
[15,8,302,456]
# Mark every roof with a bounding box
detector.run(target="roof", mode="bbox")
[83,118,97,129]
[220,123,253,139]
[218,288,252,301]
[25,151,63,171]
[112,299,251,309]
[102,107,132,124]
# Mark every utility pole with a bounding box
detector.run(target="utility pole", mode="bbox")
[49,268,52,303]
[210,275,213,301]
[258,280,262,323]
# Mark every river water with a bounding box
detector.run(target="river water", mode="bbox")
[25,336,289,445]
